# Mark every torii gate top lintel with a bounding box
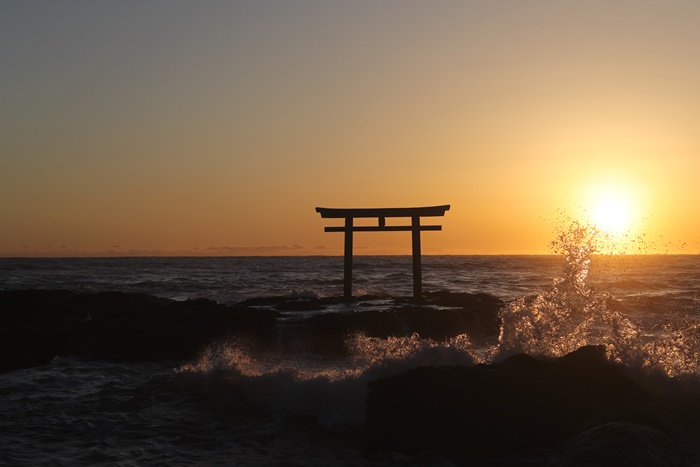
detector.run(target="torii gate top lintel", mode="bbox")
[315,204,450,300]
[316,205,450,219]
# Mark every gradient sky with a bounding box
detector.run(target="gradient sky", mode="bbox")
[2,1,699,256]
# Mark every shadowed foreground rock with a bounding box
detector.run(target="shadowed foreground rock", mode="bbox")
[365,346,691,464]
[552,421,688,467]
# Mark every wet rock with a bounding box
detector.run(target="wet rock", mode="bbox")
[0,290,279,370]
[296,292,504,355]
[68,297,279,362]
[0,329,60,372]
[0,289,504,369]
[299,304,497,356]
[424,290,504,335]
[552,422,690,467]
[236,295,338,311]
[365,346,652,461]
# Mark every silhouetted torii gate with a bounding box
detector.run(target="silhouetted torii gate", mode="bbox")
[315,205,450,300]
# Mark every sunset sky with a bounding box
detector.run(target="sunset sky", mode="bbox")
[2,1,699,256]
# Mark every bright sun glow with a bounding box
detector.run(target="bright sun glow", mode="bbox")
[591,192,633,234]
[582,182,642,237]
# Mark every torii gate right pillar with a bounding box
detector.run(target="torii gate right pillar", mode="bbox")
[411,215,422,299]
[344,216,353,299]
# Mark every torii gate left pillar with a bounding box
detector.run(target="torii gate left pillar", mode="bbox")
[315,205,450,300]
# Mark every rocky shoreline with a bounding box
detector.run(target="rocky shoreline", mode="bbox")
[0,289,503,372]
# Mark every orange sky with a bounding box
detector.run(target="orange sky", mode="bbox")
[2,1,699,256]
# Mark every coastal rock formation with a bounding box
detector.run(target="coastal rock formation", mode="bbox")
[365,346,689,463]
[0,289,502,371]
[295,291,504,355]
[300,305,494,355]
[0,290,278,371]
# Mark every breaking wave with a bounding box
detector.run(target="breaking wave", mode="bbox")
[175,332,479,428]
[498,221,700,378]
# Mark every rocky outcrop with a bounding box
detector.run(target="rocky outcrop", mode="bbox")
[364,346,688,463]
[294,291,504,355]
[0,290,278,371]
[0,289,503,371]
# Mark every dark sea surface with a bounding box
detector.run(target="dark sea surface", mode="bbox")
[0,256,562,304]
[1,254,700,466]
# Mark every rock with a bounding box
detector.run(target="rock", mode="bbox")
[0,328,60,372]
[296,292,504,356]
[424,291,504,335]
[0,289,504,369]
[365,345,652,461]
[67,296,279,362]
[0,290,279,370]
[552,422,690,467]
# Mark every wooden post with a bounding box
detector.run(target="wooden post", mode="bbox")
[412,215,422,300]
[344,216,353,299]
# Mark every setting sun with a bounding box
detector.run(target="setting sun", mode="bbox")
[576,179,646,245]
[590,189,635,235]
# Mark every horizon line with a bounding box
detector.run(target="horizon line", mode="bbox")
[1,252,697,259]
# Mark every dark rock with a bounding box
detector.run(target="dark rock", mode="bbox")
[552,422,690,467]
[235,295,343,311]
[67,296,279,362]
[0,290,279,370]
[296,292,504,356]
[273,298,326,311]
[0,328,60,372]
[424,291,504,335]
[0,289,503,369]
[298,306,489,356]
[365,345,652,461]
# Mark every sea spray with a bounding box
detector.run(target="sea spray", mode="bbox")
[174,332,479,428]
[347,332,479,368]
[496,220,647,363]
[497,221,612,357]
[637,321,700,377]
[497,221,700,379]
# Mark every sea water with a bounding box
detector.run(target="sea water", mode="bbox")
[2,242,700,465]
[0,255,560,304]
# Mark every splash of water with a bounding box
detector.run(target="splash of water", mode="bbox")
[348,332,479,368]
[497,220,700,378]
[498,221,610,357]
[635,321,700,378]
[178,332,478,382]
[174,333,479,428]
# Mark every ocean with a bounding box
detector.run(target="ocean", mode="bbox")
[2,248,700,465]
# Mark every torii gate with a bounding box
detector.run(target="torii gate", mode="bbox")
[315,205,450,300]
